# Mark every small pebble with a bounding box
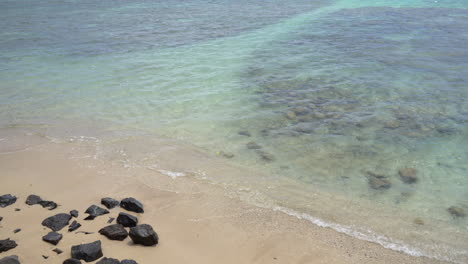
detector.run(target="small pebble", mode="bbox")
[13,228,21,233]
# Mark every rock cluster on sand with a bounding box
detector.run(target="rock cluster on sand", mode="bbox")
[71,240,103,262]
[0,239,17,253]
[129,224,158,246]
[117,213,138,227]
[99,224,129,241]
[84,205,109,220]
[42,213,72,231]
[42,232,63,245]
[0,195,17,208]
[101,198,119,209]
[0,255,20,264]
[25,194,58,210]
[120,198,144,213]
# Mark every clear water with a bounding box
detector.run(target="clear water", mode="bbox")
[1,0,467,262]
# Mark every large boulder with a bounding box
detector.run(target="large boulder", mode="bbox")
[96,257,120,264]
[121,260,138,264]
[84,205,109,220]
[42,231,63,245]
[42,213,72,231]
[99,224,128,241]
[71,240,103,262]
[117,213,138,227]
[129,224,158,246]
[0,255,20,264]
[63,259,82,264]
[120,198,144,213]
[0,239,17,253]
[101,198,119,209]
[0,195,17,208]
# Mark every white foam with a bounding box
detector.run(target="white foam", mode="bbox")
[158,169,186,179]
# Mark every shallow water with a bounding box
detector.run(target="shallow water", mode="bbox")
[1,0,467,262]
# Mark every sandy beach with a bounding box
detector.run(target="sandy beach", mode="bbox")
[0,137,449,264]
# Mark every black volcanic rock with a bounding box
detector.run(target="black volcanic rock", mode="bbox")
[53,248,63,254]
[25,194,42,205]
[99,224,128,241]
[0,255,20,264]
[70,210,79,218]
[129,224,158,246]
[71,240,103,262]
[101,198,119,209]
[84,205,109,220]
[42,213,72,231]
[0,195,17,208]
[0,216,3,222]
[63,258,82,264]
[107,217,115,224]
[117,213,138,227]
[13,229,21,234]
[38,200,58,210]
[96,257,120,264]
[121,260,138,264]
[120,198,144,213]
[0,239,17,253]
[42,232,63,245]
[68,220,82,232]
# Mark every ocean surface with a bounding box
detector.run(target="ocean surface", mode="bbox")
[1,0,467,262]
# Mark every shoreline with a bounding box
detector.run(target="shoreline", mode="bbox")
[0,137,449,263]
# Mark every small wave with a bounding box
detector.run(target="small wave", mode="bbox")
[157,169,186,179]
[272,206,463,264]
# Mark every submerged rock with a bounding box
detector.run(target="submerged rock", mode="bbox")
[70,210,79,218]
[85,205,109,220]
[96,257,120,264]
[99,224,128,241]
[0,195,17,208]
[238,130,251,137]
[399,168,418,184]
[219,151,234,159]
[117,213,138,227]
[71,240,103,262]
[256,150,275,162]
[367,172,391,190]
[129,224,158,246]
[285,111,296,120]
[63,259,82,264]
[448,206,466,218]
[246,142,262,150]
[0,255,20,264]
[413,218,424,225]
[68,220,81,232]
[42,232,63,245]
[120,198,144,213]
[42,213,72,231]
[101,198,119,210]
[0,239,17,253]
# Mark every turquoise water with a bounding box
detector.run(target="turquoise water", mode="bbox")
[1,0,467,262]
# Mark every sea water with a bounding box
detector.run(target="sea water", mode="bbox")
[1,0,467,262]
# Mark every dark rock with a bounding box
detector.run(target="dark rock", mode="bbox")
[71,240,103,262]
[117,213,138,227]
[63,259,82,264]
[85,205,109,219]
[448,206,466,218]
[0,255,20,264]
[399,168,418,184]
[25,194,42,205]
[96,257,120,264]
[42,231,63,245]
[129,224,158,246]
[101,198,119,210]
[107,217,115,224]
[38,200,58,210]
[42,255,48,259]
[0,195,17,208]
[0,216,2,222]
[121,260,138,264]
[68,220,81,232]
[367,172,391,190]
[0,239,17,253]
[99,224,128,241]
[42,213,72,231]
[70,210,79,218]
[84,215,96,220]
[53,248,63,254]
[256,150,275,162]
[120,198,144,213]
[13,229,20,234]
[76,231,94,235]
[14,209,20,212]
[238,131,251,137]
[246,142,262,150]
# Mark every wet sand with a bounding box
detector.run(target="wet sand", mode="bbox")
[0,142,447,263]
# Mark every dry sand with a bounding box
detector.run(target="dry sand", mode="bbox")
[0,142,448,263]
